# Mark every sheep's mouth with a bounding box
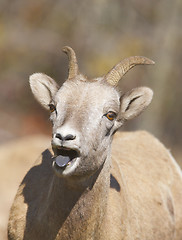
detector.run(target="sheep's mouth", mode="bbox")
[53,147,79,169]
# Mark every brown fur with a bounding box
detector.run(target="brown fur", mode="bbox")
[7,47,182,239]
[8,131,182,240]
[0,135,50,239]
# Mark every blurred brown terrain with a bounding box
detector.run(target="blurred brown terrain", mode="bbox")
[0,0,182,239]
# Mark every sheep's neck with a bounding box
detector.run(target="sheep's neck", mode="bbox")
[49,157,111,240]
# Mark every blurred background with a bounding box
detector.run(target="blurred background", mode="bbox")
[0,0,182,238]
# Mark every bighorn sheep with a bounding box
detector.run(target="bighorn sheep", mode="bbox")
[8,47,182,240]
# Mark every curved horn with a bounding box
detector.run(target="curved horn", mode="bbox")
[62,46,79,79]
[105,56,155,86]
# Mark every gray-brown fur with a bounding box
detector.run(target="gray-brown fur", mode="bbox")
[8,47,182,240]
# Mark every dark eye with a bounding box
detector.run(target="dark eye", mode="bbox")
[105,111,117,121]
[49,104,56,113]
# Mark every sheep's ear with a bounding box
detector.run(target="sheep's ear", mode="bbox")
[29,73,59,110]
[119,87,153,121]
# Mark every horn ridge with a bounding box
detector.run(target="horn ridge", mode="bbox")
[62,46,79,79]
[105,56,155,86]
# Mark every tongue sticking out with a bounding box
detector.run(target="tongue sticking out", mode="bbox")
[55,155,70,168]
[53,148,79,169]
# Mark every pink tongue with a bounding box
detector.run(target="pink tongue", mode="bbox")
[55,155,70,168]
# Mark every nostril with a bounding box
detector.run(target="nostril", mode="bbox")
[64,134,76,141]
[55,133,63,141]
[55,133,76,141]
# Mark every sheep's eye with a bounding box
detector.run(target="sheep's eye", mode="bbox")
[49,104,56,113]
[105,111,117,121]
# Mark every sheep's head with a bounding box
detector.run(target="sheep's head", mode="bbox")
[30,46,154,180]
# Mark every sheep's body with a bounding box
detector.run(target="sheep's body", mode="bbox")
[110,131,182,240]
[8,47,182,239]
[8,131,182,240]
[0,135,50,239]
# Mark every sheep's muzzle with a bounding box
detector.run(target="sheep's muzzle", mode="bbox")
[53,148,79,169]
